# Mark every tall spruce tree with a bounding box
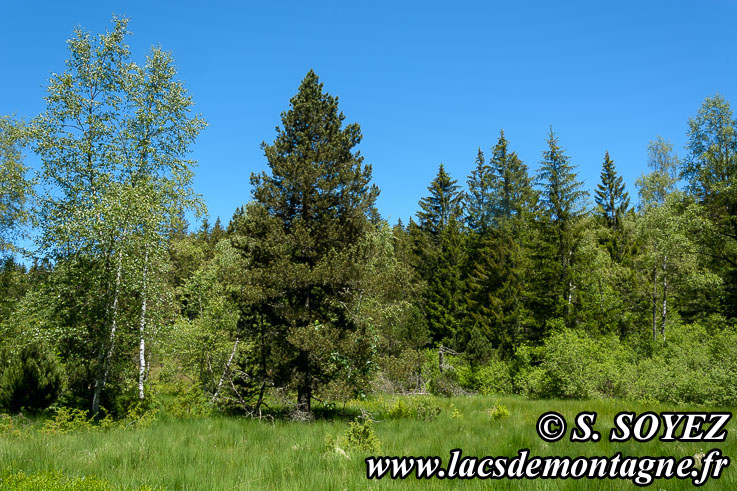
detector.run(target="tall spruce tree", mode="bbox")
[417,163,464,239]
[414,165,466,346]
[488,130,534,223]
[535,127,587,327]
[466,149,492,233]
[466,130,534,353]
[231,71,379,413]
[594,151,630,260]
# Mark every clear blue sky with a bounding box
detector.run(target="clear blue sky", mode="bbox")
[2,0,736,228]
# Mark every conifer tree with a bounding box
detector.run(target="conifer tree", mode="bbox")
[488,130,534,223]
[465,130,534,352]
[414,165,466,346]
[594,151,630,260]
[231,70,379,413]
[417,163,464,239]
[595,151,630,230]
[466,149,491,233]
[535,127,587,327]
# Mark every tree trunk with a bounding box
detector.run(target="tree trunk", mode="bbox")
[212,337,239,403]
[652,265,658,342]
[660,255,667,341]
[138,247,149,400]
[296,351,312,413]
[92,247,124,415]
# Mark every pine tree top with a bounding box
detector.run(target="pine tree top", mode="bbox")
[251,70,379,229]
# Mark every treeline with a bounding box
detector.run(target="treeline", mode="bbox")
[1,18,737,417]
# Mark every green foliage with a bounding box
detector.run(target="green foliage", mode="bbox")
[595,151,630,260]
[417,163,464,237]
[343,414,381,453]
[124,401,159,429]
[384,397,441,422]
[41,407,94,434]
[0,413,32,438]
[682,95,737,319]
[414,165,467,345]
[468,361,514,395]
[0,468,117,490]
[0,116,32,256]
[637,137,679,207]
[533,127,588,328]
[231,70,381,413]
[516,328,635,400]
[427,370,460,397]
[0,343,64,412]
[167,385,214,418]
[629,323,737,406]
[487,399,510,421]
[32,16,205,414]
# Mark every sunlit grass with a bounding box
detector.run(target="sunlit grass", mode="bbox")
[1,395,734,489]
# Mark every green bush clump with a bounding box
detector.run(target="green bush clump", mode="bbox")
[168,384,213,418]
[0,469,115,490]
[0,413,32,438]
[0,343,64,412]
[515,328,634,400]
[488,400,510,421]
[41,407,94,434]
[384,397,441,421]
[344,414,381,453]
[509,322,737,406]
[466,361,513,395]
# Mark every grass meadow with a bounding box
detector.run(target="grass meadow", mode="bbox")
[1,395,734,490]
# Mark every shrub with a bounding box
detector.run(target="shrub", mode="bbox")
[41,407,94,434]
[124,401,159,429]
[344,414,381,453]
[0,469,115,490]
[488,400,510,421]
[472,361,513,395]
[169,385,213,418]
[0,343,64,412]
[415,399,441,422]
[0,413,32,438]
[374,349,425,394]
[515,329,635,400]
[384,397,441,421]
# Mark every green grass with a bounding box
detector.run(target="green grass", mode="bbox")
[1,396,734,489]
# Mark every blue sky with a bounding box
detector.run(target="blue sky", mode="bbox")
[2,0,736,228]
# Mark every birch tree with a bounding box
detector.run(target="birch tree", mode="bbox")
[33,17,204,413]
[1,117,33,257]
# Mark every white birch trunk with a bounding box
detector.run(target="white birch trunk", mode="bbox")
[138,247,149,400]
[92,246,124,415]
[212,338,239,403]
[660,255,667,340]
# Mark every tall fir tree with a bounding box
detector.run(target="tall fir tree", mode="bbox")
[414,165,466,346]
[466,130,535,353]
[417,163,464,239]
[488,130,534,223]
[534,127,587,329]
[466,148,492,233]
[594,151,630,260]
